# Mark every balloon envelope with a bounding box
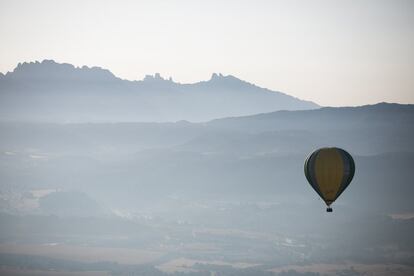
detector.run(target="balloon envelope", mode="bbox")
[304,147,355,210]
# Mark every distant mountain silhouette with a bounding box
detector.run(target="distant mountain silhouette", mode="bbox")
[0,60,318,122]
[207,102,414,132]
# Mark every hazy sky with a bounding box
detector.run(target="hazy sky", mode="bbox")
[0,0,413,106]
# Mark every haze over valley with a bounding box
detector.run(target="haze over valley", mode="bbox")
[0,60,414,276]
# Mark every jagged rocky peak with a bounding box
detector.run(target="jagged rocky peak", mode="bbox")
[6,59,116,81]
[208,72,250,88]
[210,72,241,82]
[211,73,223,79]
[143,73,174,82]
[15,59,74,72]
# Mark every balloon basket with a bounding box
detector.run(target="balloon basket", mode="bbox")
[326,207,333,212]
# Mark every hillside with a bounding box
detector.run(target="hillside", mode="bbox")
[1,102,413,275]
[0,103,412,212]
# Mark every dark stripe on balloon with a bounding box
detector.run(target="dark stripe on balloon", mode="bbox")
[334,148,355,200]
[306,150,324,199]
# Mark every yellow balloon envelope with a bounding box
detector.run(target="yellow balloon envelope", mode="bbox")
[304,147,355,212]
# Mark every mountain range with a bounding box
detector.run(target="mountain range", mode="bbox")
[0,60,318,122]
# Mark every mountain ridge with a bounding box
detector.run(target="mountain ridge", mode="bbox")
[0,60,318,123]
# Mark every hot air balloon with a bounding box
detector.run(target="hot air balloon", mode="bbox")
[304,147,355,212]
